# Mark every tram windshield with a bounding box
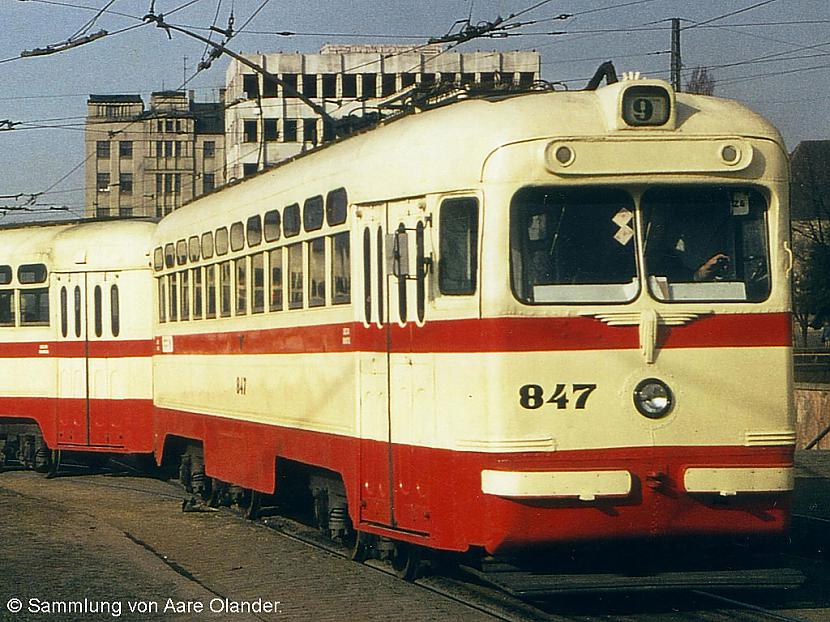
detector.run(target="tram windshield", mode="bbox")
[510,185,771,304]
[643,187,770,302]
[510,187,639,303]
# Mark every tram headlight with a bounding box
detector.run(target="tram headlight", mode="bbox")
[633,378,674,419]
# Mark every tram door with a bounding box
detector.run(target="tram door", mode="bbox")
[357,199,434,533]
[56,271,125,448]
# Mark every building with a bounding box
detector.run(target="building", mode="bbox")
[84,91,226,218]
[223,44,541,181]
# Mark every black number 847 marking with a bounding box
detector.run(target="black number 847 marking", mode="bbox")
[519,384,597,410]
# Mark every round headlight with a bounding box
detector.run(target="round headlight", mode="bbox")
[633,378,674,419]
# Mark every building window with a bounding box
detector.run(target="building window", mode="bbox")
[402,73,416,88]
[322,74,336,98]
[157,120,163,133]
[119,207,133,217]
[302,74,317,98]
[175,120,182,133]
[175,141,182,157]
[203,141,215,158]
[264,118,278,141]
[97,173,110,192]
[361,74,377,98]
[283,119,298,142]
[243,73,259,99]
[244,120,258,143]
[342,74,357,98]
[382,73,396,96]
[156,174,162,196]
[164,174,173,194]
[96,141,110,158]
[263,77,277,98]
[174,173,181,194]
[519,72,535,87]
[421,73,436,85]
[164,140,173,157]
[303,118,317,144]
[165,120,174,132]
[119,141,132,158]
[282,73,298,97]
[243,163,258,177]
[119,173,133,195]
[203,173,215,194]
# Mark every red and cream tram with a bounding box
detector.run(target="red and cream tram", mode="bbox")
[0,220,156,468]
[148,74,794,562]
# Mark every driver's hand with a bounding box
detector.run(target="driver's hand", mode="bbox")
[694,253,729,281]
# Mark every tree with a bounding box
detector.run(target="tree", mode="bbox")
[790,141,830,346]
[685,66,715,95]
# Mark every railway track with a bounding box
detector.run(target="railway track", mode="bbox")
[7,466,823,622]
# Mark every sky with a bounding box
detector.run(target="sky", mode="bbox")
[1,0,829,219]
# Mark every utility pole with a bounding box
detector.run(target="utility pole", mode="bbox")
[671,18,682,92]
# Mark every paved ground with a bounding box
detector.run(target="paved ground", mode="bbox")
[0,468,493,622]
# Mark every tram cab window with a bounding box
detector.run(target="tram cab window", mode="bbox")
[439,198,479,295]
[643,187,770,302]
[510,187,638,304]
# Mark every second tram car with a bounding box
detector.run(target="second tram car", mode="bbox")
[0,220,156,468]
[147,73,794,563]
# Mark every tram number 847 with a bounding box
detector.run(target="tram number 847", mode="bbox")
[519,383,597,410]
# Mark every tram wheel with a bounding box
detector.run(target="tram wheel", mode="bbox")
[390,542,423,581]
[44,450,60,479]
[349,531,372,562]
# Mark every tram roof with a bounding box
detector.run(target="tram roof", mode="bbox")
[0,219,155,272]
[155,83,784,239]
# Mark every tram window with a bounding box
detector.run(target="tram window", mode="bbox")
[332,232,350,305]
[20,288,49,326]
[164,243,175,269]
[269,249,283,312]
[93,286,103,337]
[158,278,167,323]
[168,273,178,321]
[309,238,326,307]
[231,222,245,252]
[192,268,203,319]
[18,264,47,284]
[303,196,324,233]
[288,243,304,309]
[363,229,371,321]
[176,240,188,265]
[188,237,201,262]
[111,285,120,337]
[74,286,82,336]
[397,225,407,323]
[215,227,229,256]
[326,188,348,226]
[439,198,479,295]
[205,265,217,319]
[247,215,263,247]
[377,227,384,324]
[0,265,10,285]
[219,261,232,317]
[153,248,164,272]
[264,210,281,242]
[284,204,301,237]
[643,186,771,302]
[235,257,248,315]
[416,222,425,322]
[180,270,190,320]
[60,287,68,337]
[201,232,215,259]
[0,290,14,326]
[510,188,638,304]
[252,253,265,314]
